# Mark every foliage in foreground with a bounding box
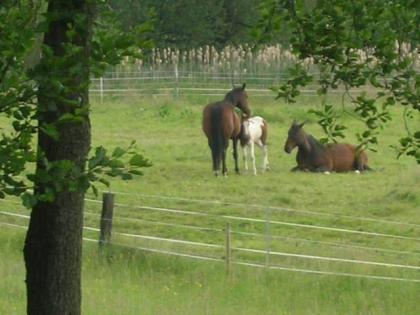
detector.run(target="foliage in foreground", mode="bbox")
[0,1,152,206]
[255,0,419,162]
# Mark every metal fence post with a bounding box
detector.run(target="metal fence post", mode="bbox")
[99,192,114,248]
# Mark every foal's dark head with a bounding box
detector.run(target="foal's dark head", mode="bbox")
[284,121,308,153]
[224,83,251,117]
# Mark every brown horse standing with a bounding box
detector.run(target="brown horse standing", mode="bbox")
[284,121,370,173]
[202,84,251,176]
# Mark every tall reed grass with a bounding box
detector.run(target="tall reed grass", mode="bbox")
[114,45,312,77]
[110,44,419,79]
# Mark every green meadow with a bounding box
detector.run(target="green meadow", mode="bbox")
[1,93,419,314]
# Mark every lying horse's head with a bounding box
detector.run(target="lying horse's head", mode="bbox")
[284,121,309,153]
[225,83,251,117]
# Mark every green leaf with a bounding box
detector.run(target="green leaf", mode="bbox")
[129,169,143,176]
[109,159,125,168]
[40,124,59,141]
[58,113,84,124]
[98,178,110,187]
[121,173,133,180]
[129,154,149,167]
[91,185,99,197]
[112,147,126,158]
[21,193,37,209]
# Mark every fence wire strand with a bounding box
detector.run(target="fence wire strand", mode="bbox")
[2,222,419,284]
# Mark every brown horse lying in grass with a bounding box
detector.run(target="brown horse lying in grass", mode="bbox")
[202,84,251,176]
[284,121,371,173]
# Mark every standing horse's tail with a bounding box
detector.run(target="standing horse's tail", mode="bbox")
[210,106,225,176]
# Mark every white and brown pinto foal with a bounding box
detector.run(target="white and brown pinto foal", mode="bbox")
[239,115,270,175]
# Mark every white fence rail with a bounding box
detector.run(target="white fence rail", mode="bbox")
[1,193,420,283]
[89,71,365,98]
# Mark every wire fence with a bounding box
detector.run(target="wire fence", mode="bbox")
[1,193,419,283]
[82,199,419,242]
[89,70,367,99]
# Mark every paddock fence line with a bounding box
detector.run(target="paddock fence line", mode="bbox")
[104,190,420,228]
[89,70,369,98]
[1,193,419,283]
[1,221,420,284]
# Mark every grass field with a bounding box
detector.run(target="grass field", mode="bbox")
[1,92,419,314]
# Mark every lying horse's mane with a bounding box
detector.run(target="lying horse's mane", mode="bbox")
[306,134,327,152]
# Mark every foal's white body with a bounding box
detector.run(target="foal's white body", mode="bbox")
[240,116,269,175]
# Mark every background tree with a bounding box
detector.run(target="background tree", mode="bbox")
[109,0,262,48]
[254,0,419,161]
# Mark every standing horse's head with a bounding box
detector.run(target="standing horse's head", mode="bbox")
[225,83,251,117]
[284,121,308,153]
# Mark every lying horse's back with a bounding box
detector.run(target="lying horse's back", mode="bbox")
[327,143,369,172]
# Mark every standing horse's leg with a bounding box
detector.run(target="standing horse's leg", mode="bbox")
[232,138,240,174]
[221,145,228,176]
[242,144,249,173]
[209,140,219,176]
[212,151,219,176]
[249,141,257,175]
[262,145,270,171]
[256,139,269,172]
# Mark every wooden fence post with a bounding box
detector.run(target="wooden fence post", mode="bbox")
[225,222,231,276]
[99,192,114,248]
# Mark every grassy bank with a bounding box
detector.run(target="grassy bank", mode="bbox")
[1,228,419,315]
[0,93,419,314]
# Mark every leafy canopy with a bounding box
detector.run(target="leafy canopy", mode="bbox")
[0,0,153,206]
[255,0,419,161]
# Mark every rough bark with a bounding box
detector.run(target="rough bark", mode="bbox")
[23,1,93,314]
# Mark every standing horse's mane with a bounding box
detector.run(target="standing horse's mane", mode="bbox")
[224,84,246,104]
[224,89,240,104]
[224,91,235,104]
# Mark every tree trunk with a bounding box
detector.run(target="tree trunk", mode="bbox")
[23,1,93,314]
